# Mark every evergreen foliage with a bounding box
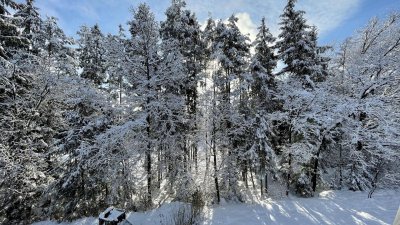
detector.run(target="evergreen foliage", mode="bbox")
[77,24,106,85]
[0,1,399,223]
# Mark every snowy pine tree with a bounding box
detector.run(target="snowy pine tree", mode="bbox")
[0,2,399,223]
[277,0,316,86]
[37,16,76,77]
[104,25,129,106]
[210,15,250,201]
[249,18,278,196]
[160,0,207,171]
[14,0,41,52]
[0,0,28,60]
[158,37,192,201]
[77,24,106,85]
[127,3,160,206]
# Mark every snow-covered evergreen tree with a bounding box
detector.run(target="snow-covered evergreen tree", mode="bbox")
[104,25,129,106]
[160,0,207,171]
[0,54,46,223]
[0,37,61,224]
[272,0,334,197]
[158,37,191,201]
[37,16,76,77]
[1,2,399,223]
[14,0,41,52]
[0,0,28,60]
[307,26,330,82]
[250,17,277,78]
[249,17,278,113]
[127,3,160,206]
[210,15,250,201]
[248,17,278,196]
[77,24,106,85]
[277,0,319,86]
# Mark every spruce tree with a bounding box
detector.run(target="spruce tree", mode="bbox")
[274,0,333,197]
[211,15,250,200]
[250,17,277,111]
[203,17,216,60]
[105,25,129,106]
[0,6,58,221]
[158,37,191,200]
[249,18,278,196]
[77,24,106,85]
[37,16,75,76]
[0,0,21,15]
[277,0,312,79]
[160,0,207,171]
[0,0,28,60]
[201,16,222,203]
[127,3,160,207]
[14,0,41,51]
[277,0,330,86]
[251,18,276,74]
[307,26,330,82]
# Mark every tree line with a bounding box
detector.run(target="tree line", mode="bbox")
[0,0,399,224]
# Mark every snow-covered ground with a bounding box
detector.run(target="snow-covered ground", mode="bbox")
[32,190,400,225]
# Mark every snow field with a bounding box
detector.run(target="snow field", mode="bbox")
[32,190,400,225]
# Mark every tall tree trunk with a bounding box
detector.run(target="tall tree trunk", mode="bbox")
[194,143,198,173]
[119,75,122,105]
[183,137,188,172]
[158,147,162,189]
[250,165,256,190]
[243,163,249,189]
[368,163,381,198]
[212,127,220,204]
[339,145,343,189]
[193,84,198,173]
[286,125,293,196]
[146,127,152,204]
[260,176,264,197]
[146,59,152,205]
[259,144,267,196]
[286,153,292,196]
[265,173,268,194]
[204,132,210,183]
[212,85,220,204]
[312,136,325,192]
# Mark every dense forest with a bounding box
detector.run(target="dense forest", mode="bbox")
[0,0,399,224]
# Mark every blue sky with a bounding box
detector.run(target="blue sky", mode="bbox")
[19,0,400,45]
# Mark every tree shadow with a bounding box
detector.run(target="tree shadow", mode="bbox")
[200,191,398,225]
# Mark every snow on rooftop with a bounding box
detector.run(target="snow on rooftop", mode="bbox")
[99,207,125,222]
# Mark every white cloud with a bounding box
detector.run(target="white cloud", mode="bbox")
[235,12,258,42]
[200,12,258,42]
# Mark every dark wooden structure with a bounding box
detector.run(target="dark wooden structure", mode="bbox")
[99,207,128,225]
